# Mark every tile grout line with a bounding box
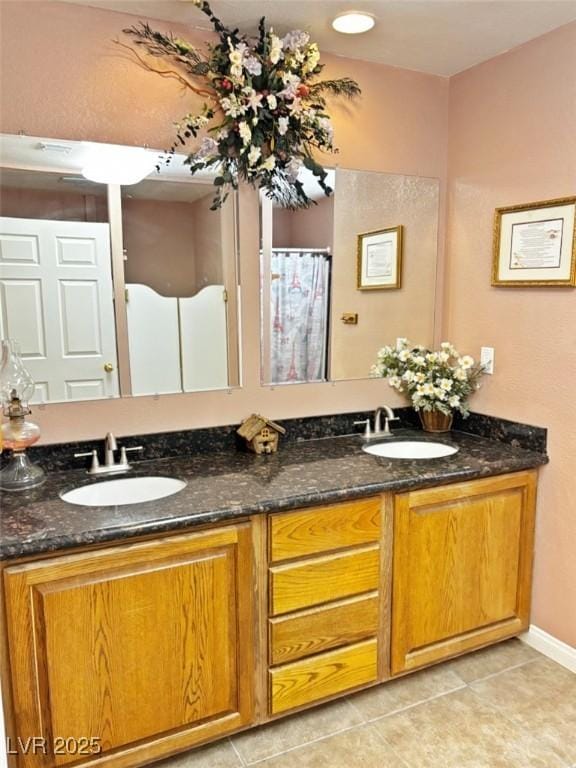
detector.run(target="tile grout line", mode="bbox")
[362,683,468,723]
[228,737,248,767]
[462,656,541,685]
[239,721,369,765]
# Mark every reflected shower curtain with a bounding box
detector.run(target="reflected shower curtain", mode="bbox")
[269,250,331,384]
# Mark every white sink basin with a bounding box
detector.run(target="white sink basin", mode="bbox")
[363,440,458,460]
[61,476,187,507]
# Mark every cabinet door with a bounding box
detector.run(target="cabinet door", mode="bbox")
[391,472,537,675]
[4,525,254,768]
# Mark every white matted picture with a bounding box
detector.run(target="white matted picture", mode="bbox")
[492,196,576,286]
[357,225,403,290]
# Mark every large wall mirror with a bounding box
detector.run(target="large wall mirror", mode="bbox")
[260,167,440,384]
[0,134,240,404]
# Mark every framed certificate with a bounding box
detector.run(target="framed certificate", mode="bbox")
[492,197,576,286]
[357,225,403,290]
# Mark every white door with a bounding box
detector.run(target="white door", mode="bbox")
[179,285,228,391]
[126,283,181,396]
[0,217,119,403]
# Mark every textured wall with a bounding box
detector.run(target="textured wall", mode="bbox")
[444,21,576,646]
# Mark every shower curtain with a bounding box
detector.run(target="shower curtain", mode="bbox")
[268,250,331,384]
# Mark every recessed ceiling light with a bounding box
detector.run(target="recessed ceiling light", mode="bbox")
[332,11,375,34]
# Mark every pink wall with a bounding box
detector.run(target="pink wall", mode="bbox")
[123,197,197,296]
[272,197,334,250]
[445,22,576,647]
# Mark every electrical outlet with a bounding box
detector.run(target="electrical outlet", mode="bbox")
[480,347,495,375]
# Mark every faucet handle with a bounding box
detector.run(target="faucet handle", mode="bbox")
[74,449,99,473]
[383,415,400,435]
[354,419,372,439]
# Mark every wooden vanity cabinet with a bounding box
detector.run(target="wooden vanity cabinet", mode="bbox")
[2,469,540,768]
[3,524,255,768]
[391,471,537,675]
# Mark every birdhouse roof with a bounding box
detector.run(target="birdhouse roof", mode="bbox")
[237,413,286,440]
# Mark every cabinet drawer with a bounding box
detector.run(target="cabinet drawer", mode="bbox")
[270,593,379,665]
[270,638,378,714]
[270,546,379,616]
[269,497,381,563]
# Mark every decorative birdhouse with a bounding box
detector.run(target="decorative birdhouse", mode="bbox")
[237,414,286,455]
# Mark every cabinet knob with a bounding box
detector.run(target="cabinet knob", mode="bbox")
[104,362,115,373]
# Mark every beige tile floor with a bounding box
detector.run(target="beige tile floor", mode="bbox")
[157,639,575,767]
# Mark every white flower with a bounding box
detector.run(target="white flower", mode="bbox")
[455,368,468,381]
[413,355,426,367]
[402,370,415,382]
[279,72,301,99]
[282,30,310,51]
[441,341,456,354]
[269,33,283,64]
[244,55,262,76]
[398,349,410,362]
[238,121,251,146]
[426,352,438,363]
[277,116,289,135]
[244,88,263,112]
[260,155,276,171]
[448,395,461,408]
[248,146,261,166]
[415,372,426,383]
[418,383,435,396]
[220,95,247,118]
[460,355,474,369]
[389,376,403,391]
[289,97,303,115]
[434,387,446,400]
[438,351,450,363]
[438,378,453,391]
[267,94,278,110]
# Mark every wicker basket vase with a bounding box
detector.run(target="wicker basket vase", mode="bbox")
[419,409,453,433]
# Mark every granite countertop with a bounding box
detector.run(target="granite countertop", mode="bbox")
[0,429,548,561]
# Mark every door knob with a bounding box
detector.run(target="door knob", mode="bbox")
[104,363,115,373]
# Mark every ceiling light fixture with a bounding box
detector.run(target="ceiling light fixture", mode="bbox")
[81,145,156,186]
[332,11,375,34]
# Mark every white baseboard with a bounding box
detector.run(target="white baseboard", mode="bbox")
[520,625,576,673]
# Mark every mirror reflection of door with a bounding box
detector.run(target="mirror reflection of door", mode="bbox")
[260,168,335,385]
[0,134,241,404]
[121,178,238,396]
[0,170,119,403]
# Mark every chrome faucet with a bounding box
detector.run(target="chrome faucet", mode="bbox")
[374,406,400,437]
[75,432,143,475]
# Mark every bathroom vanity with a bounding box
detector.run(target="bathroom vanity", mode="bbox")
[0,428,546,768]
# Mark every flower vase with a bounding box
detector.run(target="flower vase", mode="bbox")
[419,410,453,433]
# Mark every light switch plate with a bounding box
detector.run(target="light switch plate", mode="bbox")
[480,346,495,374]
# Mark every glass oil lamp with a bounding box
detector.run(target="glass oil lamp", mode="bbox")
[0,340,46,491]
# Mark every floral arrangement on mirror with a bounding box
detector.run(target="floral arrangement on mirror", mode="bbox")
[120,0,360,209]
[371,339,485,432]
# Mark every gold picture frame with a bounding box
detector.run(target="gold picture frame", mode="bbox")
[357,225,403,290]
[492,196,576,286]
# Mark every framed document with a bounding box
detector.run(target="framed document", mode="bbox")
[357,225,403,290]
[492,197,576,286]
